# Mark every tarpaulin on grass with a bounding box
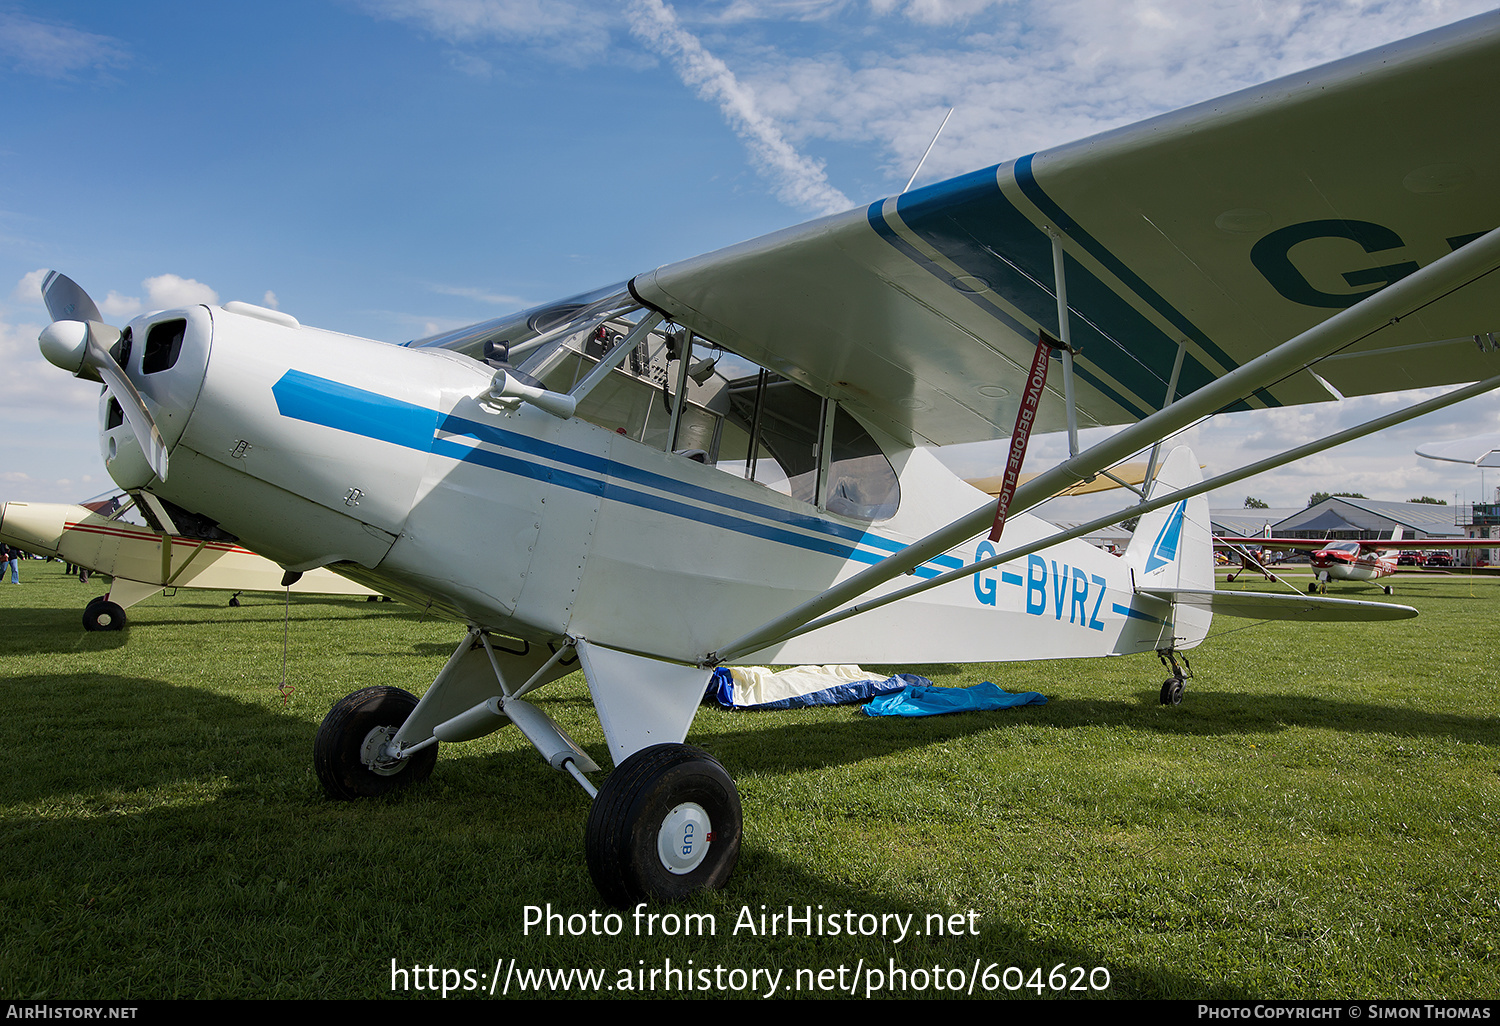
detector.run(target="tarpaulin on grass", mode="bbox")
[860,681,1047,718]
[707,664,924,710]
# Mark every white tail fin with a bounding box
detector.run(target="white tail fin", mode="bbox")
[1125,446,1214,648]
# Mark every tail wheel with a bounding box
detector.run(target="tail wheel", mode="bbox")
[314,686,437,800]
[1160,677,1185,706]
[585,743,742,908]
[83,597,127,632]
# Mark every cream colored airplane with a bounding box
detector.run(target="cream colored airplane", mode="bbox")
[0,492,378,630]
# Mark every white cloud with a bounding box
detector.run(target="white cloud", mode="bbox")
[730,0,1500,189]
[351,0,1496,209]
[143,274,219,308]
[428,282,530,307]
[11,269,47,305]
[355,0,613,58]
[100,291,142,320]
[0,310,103,425]
[96,274,221,320]
[0,11,130,80]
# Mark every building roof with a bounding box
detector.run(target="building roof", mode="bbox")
[1210,509,1303,537]
[1261,497,1464,539]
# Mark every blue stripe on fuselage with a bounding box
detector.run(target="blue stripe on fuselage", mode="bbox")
[270,370,961,577]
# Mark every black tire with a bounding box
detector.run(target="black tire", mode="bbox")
[585,743,742,908]
[228,595,240,607]
[1160,677,1185,706]
[314,686,437,800]
[83,598,127,632]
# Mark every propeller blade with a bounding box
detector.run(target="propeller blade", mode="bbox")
[41,270,104,324]
[85,324,170,482]
[35,271,170,482]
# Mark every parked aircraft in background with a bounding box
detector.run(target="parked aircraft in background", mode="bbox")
[0,494,379,629]
[1216,535,1495,593]
[33,14,1500,905]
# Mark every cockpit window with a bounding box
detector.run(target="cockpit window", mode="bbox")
[80,491,147,527]
[516,310,900,521]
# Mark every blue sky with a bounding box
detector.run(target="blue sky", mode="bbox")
[4,0,1498,517]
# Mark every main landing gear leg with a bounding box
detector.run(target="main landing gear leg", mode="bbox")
[1158,649,1192,706]
[312,630,739,906]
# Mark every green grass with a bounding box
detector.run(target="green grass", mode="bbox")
[1,561,1497,999]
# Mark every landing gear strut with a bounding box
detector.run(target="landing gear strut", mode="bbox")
[1158,649,1192,706]
[314,686,438,799]
[313,631,739,906]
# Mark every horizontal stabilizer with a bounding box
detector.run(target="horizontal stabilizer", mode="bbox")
[1139,588,1417,621]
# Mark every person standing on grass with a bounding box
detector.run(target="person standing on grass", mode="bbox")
[1,542,19,583]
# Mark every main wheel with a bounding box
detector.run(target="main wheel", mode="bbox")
[585,743,742,908]
[1160,677,1185,706]
[314,686,437,800]
[83,597,127,632]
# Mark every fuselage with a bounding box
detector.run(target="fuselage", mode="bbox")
[1310,542,1395,581]
[94,301,1208,666]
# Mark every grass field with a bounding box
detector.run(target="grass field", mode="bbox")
[1,559,1496,1000]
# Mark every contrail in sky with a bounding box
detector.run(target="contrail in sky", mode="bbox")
[626,0,854,217]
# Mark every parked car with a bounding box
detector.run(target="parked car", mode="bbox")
[1424,551,1455,567]
[1397,551,1422,566]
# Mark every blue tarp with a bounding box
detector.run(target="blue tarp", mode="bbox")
[707,666,925,710]
[860,681,1047,717]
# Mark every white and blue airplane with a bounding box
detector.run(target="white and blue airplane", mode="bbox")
[37,12,1500,906]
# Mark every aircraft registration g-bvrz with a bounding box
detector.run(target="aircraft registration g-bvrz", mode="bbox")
[37,13,1500,905]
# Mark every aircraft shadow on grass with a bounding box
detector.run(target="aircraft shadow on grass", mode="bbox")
[3,671,1242,1000]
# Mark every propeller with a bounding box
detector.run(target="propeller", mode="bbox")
[37,271,170,481]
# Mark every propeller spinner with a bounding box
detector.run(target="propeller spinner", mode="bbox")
[37,271,170,481]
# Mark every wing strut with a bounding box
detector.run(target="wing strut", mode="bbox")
[714,370,1500,656]
[1049,227,1084,459]
[707,225,1500,665]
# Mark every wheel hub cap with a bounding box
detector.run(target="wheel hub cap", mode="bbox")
[359,725,405,777]
[658,802,711,875]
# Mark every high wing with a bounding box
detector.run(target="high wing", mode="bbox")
[616,12,1500,448]
[1416,433,1500,467]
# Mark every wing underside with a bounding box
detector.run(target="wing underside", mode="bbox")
[628,12,1500,448]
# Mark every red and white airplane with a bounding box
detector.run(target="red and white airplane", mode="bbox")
[1216,535,1494,593]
